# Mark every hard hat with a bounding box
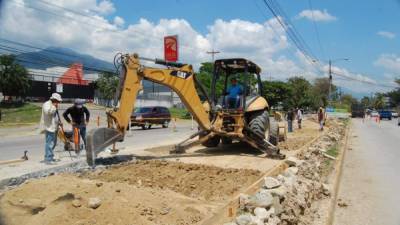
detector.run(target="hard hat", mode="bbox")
[50,93,62,102]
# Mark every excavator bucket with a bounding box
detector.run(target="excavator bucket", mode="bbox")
[86,127,123,167]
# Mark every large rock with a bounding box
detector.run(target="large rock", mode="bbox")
[254,207,269,221]
[263,177,281,189]
[266,215,281,225]
[267,185,288,199]
[249,190,274,208]
[88,197,102,209]
[271,196,283,215]
[235,213,253,225]
[285,156,303,167]
[283,167,298,177]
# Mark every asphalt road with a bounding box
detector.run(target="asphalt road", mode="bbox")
[333,118,400,225]
[0,121,196,162]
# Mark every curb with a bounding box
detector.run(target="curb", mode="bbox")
[325,120,351,225]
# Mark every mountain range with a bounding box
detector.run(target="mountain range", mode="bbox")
[15,47,114,73]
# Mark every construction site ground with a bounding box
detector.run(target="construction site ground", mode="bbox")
[0,117,324,225]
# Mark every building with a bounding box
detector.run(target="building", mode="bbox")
[26,63,96,101]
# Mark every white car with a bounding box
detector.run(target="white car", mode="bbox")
[371,111,379,117]
[391,111,399,118]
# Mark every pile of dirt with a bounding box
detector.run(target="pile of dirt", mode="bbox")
[0,160,262,225]
[83,160,262,201]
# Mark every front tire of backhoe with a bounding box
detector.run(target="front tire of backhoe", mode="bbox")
[249,110,270,141]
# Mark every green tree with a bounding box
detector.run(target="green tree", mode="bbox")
[360,96,371,108]
[312,77,338,108]
[0,54,30,98]
[287,76,313,109]
[95,71,119,106]
[387,78,400,107]
[372,93,385,109]
[339,94,358,111]
[262,80,291,109]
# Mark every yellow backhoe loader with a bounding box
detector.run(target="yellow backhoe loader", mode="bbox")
[86,53,285,166]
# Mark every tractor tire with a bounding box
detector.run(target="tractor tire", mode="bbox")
[248,110,270,141]
[200,133,220,147]
[221,137,233,145]
[269,120,279,146]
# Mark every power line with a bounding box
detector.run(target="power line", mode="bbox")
[332,71,398,88]
[9,0,199,53]
[307,0,326,59]
[0,44,114,73]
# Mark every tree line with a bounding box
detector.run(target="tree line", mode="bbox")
[1,54,399,111]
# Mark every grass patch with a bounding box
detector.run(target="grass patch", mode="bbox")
[326,143,339,158]
[0,103,41,126]
[169,107,191,119]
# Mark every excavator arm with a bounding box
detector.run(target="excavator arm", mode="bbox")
[86,53,211,166]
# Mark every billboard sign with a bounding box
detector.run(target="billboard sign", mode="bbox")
[164,35,178,62]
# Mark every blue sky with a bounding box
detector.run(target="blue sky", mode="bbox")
[1,0,400,96]
[109,0,400,78]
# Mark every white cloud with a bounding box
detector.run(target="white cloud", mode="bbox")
[0,0,388,95]
[377,31,396,39]
[374,54,400,73]
[113,16,125,27]
[93,0,115,15]
[297,9,337,22]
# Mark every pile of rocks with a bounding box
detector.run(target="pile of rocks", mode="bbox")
[224,155,330,225]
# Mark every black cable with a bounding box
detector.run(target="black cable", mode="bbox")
[307,0,326,59]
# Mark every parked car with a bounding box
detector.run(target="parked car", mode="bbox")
[130,106,171,130]
[391,111,399,118]
[378,110,392,120]
[370,110,379,117]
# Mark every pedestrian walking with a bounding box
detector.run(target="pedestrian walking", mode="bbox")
[63,99,90,148]
[39,93,62,164]
[296,107,303,129]
[287,108,294,132]
[318,107,324,131]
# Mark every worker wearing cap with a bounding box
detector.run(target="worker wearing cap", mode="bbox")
[227,77,243,108]
[63,99,90,148]
[39,93,62,164]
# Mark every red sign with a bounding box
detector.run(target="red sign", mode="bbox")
[164,35,178,62]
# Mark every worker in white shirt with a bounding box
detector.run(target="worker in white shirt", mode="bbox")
[39,93,62,164]
[296,107,303,129]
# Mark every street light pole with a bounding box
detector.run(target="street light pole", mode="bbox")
[328,60,332,103]
[327,58,349,106]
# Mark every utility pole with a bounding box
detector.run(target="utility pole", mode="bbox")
[206,49,220,62]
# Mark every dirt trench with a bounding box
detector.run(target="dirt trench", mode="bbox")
[0,160,262,225]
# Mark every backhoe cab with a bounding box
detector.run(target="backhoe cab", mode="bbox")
[197,59,281,152]
[85,54,284,167]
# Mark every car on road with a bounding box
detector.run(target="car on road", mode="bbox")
[370,110,379,118]
[391,111,399,118]
[378,110,392,120]
[130,106,171,130]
